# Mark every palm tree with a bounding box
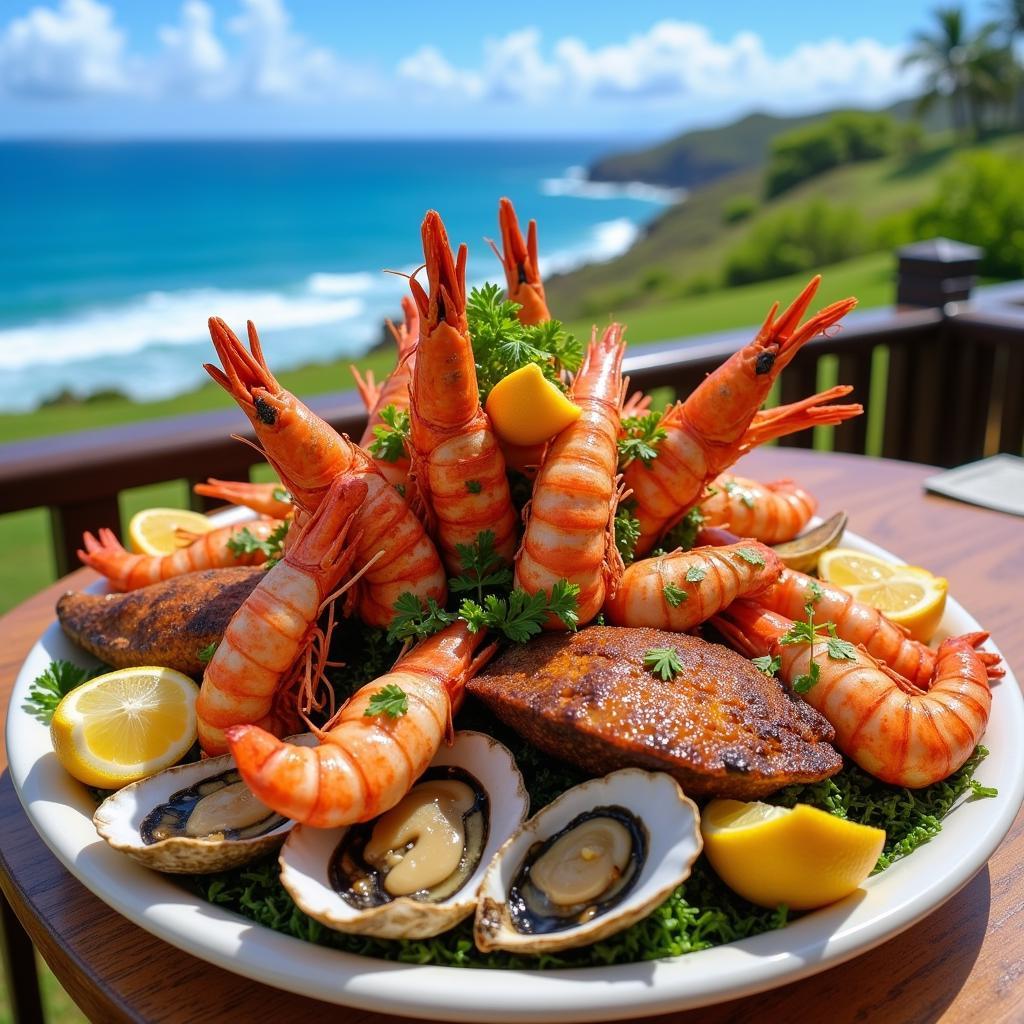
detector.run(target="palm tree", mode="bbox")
[988,0,1024,125]
[904,8,976,139]
[965,26,1016,130]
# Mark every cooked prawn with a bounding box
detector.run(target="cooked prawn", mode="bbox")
[713,601,1001,787]
[699,475,816,544]
[351,294,418,488]
[193,478,293,519]
[408,210,518,574]
[515,324,626,626]
[78,520,285,591]
[226,620,496,827]
[197,475,368,756]
[624,277,860,556]
[605,541,783,631]
[205,318,447,627]
[493,196,550,325]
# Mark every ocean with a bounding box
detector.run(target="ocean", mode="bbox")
[0,140,676,413]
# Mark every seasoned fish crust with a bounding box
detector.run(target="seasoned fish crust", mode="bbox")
[468,626,841,799]
[57,567,262,678]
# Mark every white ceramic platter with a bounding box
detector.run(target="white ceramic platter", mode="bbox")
[7,526,1023,1023]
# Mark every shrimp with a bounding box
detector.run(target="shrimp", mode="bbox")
[197,475,368,756]
[514,324,626,626]
[624,277,860,556]
[699,475,816,544]
[493,197,550,325]
[408,210,518,574]
[78,520,285,591]
[226,620,496,827]
[351,294,418,488]
[605,541,782,631]
[193,478,293,519]
[205,318,447,627]
[697,524,1006,690]
[713,602,1001,787]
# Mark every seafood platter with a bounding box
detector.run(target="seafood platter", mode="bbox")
[7,201,1023,1021]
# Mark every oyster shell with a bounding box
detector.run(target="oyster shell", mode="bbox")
[279,731,528,939]
[474,769,701,954]
[93,734,315,874]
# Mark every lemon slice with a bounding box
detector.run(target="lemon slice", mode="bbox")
[50,667,199,788]
[846,575,948,644]
[129,507,215,556]
[701,799,886,910]
[817,549,899,586]
[819,547,947,643]
[485,364,581,447]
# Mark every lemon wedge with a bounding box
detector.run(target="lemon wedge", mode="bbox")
[129,507,214,556]
[50,667,199,788]
[701,799,885,910]
[484,364,581,447]
[819,547,947,643]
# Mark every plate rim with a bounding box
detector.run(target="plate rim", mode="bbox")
[6,526,1024,1023]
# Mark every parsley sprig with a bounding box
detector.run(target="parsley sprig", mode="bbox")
[226,521,290,568]
[778,600,857,693]
[617,411,667,470]
[368,405,411,463]
[614,508,642,564]
[663,582,687,607]
[466,284,582,401]
[448,530,514,602]
[364,683,408,718]
[24,660,105,724]
[643,646,685,681]
[460,580,581,641]
[387,594,456,644]
[751,654,782,676]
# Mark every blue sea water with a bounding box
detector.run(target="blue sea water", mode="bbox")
[0,140,675,412]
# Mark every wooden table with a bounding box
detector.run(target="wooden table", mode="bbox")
[1,448,1022,1024]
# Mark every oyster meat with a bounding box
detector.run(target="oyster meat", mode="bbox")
[94,734,314,873]
[279,731,528,939]
[475,768,701,954]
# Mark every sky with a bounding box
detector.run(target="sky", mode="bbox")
[0,0,996,140]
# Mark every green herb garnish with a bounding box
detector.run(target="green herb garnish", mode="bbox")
[449,531,513,602]
[271,486,292,504]
[386,594,456,645]
[643,646,685,681]
[459,580,580,642]
[226,521,289,567]
[197,642,218,665]
[465,480,482,494]
[368,405,411,463]
[364,683,408,718]
[685,565,707,583]
[663,582,688,607]
[737,547,766,567]
[466,283,581,401]
[614,508,641,565]
[24,660,105,724]
[617,411,667,470]
[751,654,781,676]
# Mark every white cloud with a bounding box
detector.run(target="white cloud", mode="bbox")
[397,20,915,110]
[158,1,228,99]
[0,0,130,97]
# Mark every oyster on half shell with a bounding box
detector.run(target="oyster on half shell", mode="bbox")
[474,768,702,954]
[279,731,528,939]
[93,734,316,874]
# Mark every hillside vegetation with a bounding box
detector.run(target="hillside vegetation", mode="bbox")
[546,133,1024,322]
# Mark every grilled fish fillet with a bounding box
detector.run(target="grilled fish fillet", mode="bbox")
[56,567,262,678]
[468,626,841,799]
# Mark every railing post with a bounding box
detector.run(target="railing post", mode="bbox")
[896,237,982,308]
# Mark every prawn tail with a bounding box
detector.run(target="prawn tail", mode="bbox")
[350,366,380,412]
[956,631,1005,679]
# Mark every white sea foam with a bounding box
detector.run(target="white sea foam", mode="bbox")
[305,271,378,296]
[541,165,686,205]
[0,287,365,371]
[539,218,641,277]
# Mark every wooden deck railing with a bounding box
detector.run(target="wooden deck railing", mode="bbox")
[2,250,1024,577]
